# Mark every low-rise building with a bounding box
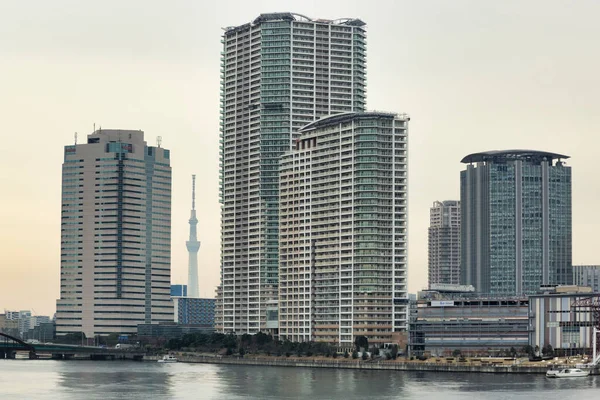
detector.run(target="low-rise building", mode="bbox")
[529,286,597,356]
[409,287,529,357]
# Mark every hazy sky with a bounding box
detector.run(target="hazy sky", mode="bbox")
[1,0,599,316]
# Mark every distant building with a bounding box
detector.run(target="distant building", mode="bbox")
[173,297,215,327]
[137,323,214,341]
[279,112,409,345]
[171,284,188,297]
[529,287,596,355]
[573,265,600,292]
[186,175,201,298]
[461,150,572,295]
[428,200,461,287]
[56,129,173,337]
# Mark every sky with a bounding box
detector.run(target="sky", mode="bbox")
[1,0,599,316]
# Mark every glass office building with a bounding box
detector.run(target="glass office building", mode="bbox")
[460,150,572,296]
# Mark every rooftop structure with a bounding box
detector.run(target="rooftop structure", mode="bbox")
[461,150,569,164]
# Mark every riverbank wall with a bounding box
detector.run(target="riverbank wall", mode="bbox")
[146,355,590,374]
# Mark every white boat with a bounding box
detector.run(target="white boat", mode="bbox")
[546,368,589,378]
[158,355,178,363]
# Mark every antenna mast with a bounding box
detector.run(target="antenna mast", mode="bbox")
[157,136,162,148]
[74,132,78,145]
[192,174,196,210]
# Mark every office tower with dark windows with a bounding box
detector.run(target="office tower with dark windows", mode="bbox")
[278,112,409,345]
[218,13,367,334]
[428,200,461,287]
[460,150,572,296]
[56,129,173,338]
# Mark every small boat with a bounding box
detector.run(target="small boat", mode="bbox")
[158,355,178,363]
[546,368,589,378]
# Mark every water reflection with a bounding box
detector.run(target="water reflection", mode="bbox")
[2,360,600,400]
[214,365,406,399]
[57,361,172,400]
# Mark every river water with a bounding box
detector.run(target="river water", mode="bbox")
[0,360,599,399]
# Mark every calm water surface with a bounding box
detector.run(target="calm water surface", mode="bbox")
[0,360,599,399]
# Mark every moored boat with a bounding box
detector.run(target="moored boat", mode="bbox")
[546,368,589,378]
[158,355,178,363]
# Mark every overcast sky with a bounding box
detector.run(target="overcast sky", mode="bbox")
[1,0,599,316]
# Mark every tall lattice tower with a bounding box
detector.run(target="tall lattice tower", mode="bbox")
[186,175,200,297]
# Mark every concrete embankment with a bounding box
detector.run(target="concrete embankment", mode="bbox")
[147,355,575,374]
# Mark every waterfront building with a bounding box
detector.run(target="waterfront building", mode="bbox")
[278,112,409,345]
[529,286,596,355]
[172,297,216,326]
[137,323,214,341]
[56,129,173,337]
[218,13,367,334]
[171,284,188,297]
[186,175,200,298]
[409,287,529,357]
[428,200,461,287]
[573,265,600,292]
[460,150,572,296]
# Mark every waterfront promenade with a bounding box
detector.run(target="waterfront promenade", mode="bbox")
[146,353,596,374]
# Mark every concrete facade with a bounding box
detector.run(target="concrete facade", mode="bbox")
[278,112,409,345]
[56,129,173,337]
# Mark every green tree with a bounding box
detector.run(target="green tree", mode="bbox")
[452,349,461,357]
[239,348,245,357]
[354,336,369,351]
[361,352,368,360]
[344,351,349,359]
[352,350,359,359]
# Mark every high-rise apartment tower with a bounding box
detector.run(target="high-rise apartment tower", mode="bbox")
[56,129,173,337]
[279,112,409,345]
[460,150,572,296]
[428,200,461,287]
[218,13,367,334]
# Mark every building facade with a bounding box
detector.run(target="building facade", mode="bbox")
[56,129,173,337]
[173,297,216,327]
[409,292,529,357]
[573,265,600,292]
[460,150,572,296]
[171,284,188,297]
[529,288,597,355]
[278,112,409,345]
[218,13,367,334]
[428,200,461,287]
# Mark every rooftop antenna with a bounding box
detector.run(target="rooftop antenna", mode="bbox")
[74,132,78,145]
[93,123,96,132]
[192,174,196,210]
[157,136,162,148]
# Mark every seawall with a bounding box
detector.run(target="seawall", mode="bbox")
[147,355,574,374]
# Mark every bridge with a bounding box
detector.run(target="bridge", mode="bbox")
[0,332,145,360]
